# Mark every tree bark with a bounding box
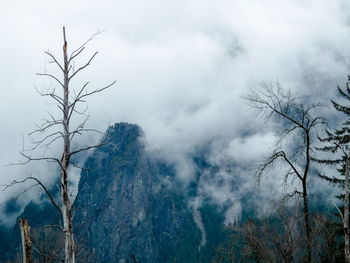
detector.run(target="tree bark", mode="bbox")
[344,156,350,263]
[19,218,32,263]
[62,26,75,263]
[17,26,115,263]
[303,132,312,263]
[11,25,115,263]
[302,180,312,263]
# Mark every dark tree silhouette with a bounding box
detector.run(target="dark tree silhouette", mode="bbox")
[313,75,350,263]
[243,82,325,263]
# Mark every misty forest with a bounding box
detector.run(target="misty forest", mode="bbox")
[2,1,350,263]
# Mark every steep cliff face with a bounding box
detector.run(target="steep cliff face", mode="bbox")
[0,122,225,263]
[74,123,204,262]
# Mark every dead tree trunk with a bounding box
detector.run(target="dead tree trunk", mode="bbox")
[10,26,115,263]
[19,218,32,263]
[61,26,75,263]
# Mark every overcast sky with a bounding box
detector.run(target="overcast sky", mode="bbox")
[1,0,350,224]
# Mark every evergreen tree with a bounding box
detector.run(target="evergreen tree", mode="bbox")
[314,75,350,263]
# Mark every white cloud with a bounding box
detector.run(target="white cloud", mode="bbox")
[0,0,350,221]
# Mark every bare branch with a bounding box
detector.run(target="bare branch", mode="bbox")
[329,199,344,224]
[69,30,103,62]
[69,141,107,156]
[69,161,85,170]
[258,151,302,183]
[69,47,85,62]
[68,81,115,123]
[34,224,64,232]
[17,152,64,171]
[68,82,90,121]
[36,73,64,88]
[33,247,65,262]
[28,131,63,151]
[44,51,64,72]
[36,87,64,107]
[76,80,116,102]
[68,51,98,81]
[3,176,61,213]
[283,189,304,200]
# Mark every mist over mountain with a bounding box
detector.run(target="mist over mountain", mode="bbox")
[0,123,230,262]
[1,1,350,212]
[0,121,343,262]
[2,1,350,262]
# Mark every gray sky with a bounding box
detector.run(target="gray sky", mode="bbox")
[1,0,350,224]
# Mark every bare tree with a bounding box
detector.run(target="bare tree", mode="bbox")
[30,225,95,263]
[216,200,341,263]
[239,201,303,263]
[31,227,64,262]
[243,82,325,263]
[9,27,116,263]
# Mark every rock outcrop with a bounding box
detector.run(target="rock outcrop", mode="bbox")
[74,123,203,262]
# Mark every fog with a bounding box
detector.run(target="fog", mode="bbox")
[1,0,350,224]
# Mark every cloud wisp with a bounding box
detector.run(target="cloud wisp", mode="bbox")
[1,0,350,222]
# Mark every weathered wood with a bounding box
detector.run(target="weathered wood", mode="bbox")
[15,26,115,263]
[62,26,75,263]
[19,218,32,263]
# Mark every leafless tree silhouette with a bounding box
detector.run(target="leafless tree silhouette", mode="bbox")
[6,26,115,263]
[243,82,325,262]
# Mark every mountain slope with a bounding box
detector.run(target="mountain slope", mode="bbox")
[0,122,225,262]
[74,123,221,262]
